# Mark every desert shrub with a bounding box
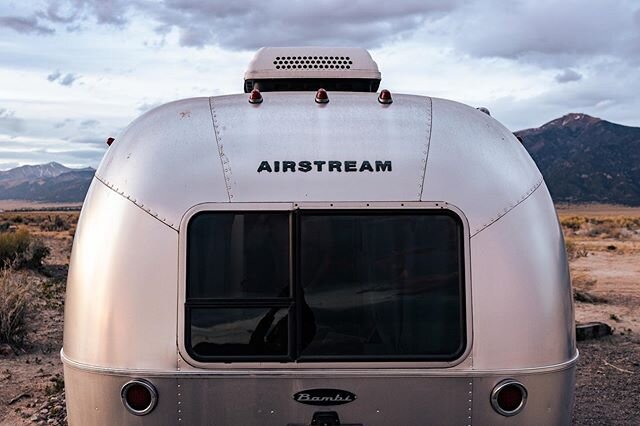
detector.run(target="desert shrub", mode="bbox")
[0,269,30,346]
[561,216,586,231]
[24,240,50,269]
[0,229,31,266]
[40,215,70,232]
[0,230,49,269]
[587,223,618,238]
[565,240,588,260]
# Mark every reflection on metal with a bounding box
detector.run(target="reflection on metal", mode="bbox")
[63,47,576,426]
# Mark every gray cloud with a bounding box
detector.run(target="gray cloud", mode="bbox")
[0,15,54,35]
[54,118,73,129]
[439,0,640,67]
[47,70,79,86]
[0,162,20,171]
[0,109,25,133]
[555,69,582,84]
[38,0,128,26]
[0,133,106,168]
[19,0,458,49]
[79,119,98,127]
[60,73,79,86]
[47,70,62,81]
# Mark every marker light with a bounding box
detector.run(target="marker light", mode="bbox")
[490,380,527,417]
[121,379,158,416]
[378,89,393,104]
[106,137,115,146]
[248,89,263,104]
[315,88,329,104]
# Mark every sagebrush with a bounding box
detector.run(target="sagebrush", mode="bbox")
[0,229,49,269]
[0,268,30,346]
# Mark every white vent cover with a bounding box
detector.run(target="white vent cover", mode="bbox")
[244,47,381,80]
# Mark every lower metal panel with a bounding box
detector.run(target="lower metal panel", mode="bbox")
[64,364,575,425]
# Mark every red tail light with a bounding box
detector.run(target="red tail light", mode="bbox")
[121,379,158,416]
[491,380,527,416]
[378,89,393,104]
[248,88,263,104]
[315,88,329,104]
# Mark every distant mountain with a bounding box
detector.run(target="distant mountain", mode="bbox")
[516,113,640,206]
[2,114,640,206]
[0,162,94,202]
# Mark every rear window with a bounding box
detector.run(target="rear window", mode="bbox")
[185,210,465,362]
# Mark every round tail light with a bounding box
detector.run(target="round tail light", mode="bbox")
[490,380,527,416]
[121,379,158,416]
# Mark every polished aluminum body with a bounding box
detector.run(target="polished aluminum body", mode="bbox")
[63,90,576,425]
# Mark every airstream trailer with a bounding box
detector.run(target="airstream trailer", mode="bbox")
[62,47,577,425]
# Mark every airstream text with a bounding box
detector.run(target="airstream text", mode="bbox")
[256,160,392,173]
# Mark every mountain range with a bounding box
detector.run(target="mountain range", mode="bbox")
[0,162,94,203]
[515,113,640,206]
[0,113,639,205]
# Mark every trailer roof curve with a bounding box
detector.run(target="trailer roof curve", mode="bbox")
[95,93,542,234]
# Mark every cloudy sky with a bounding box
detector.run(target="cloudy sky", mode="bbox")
[1,0,639,170]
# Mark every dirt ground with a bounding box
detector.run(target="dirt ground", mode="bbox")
[0,206,639,425]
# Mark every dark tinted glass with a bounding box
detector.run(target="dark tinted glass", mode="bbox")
[298,212,464,360]
[187,212,290,299]
[189,307,289,358]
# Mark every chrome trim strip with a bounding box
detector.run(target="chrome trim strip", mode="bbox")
[61,349,578,378]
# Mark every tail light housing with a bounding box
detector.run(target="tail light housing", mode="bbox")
[315,88,329,104]
[121,379,158,416]
[378,89,393,104]
[490,379,527,416]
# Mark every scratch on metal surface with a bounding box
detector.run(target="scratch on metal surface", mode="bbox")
[209,97,233,202]
[94,175,178,231]
[418,97,433,200]
[471,178,544,237]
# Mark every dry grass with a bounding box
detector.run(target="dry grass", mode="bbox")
[572,272,597,290]
[0,269,31,347]
[561,216,640,239]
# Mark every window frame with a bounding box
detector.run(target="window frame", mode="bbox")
[177,201,472,370]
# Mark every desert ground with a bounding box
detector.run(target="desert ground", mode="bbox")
[0,205,639,425]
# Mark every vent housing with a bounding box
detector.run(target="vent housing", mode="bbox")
[244,47,381,93]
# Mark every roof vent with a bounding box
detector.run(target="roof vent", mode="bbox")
[244,47,381,93]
